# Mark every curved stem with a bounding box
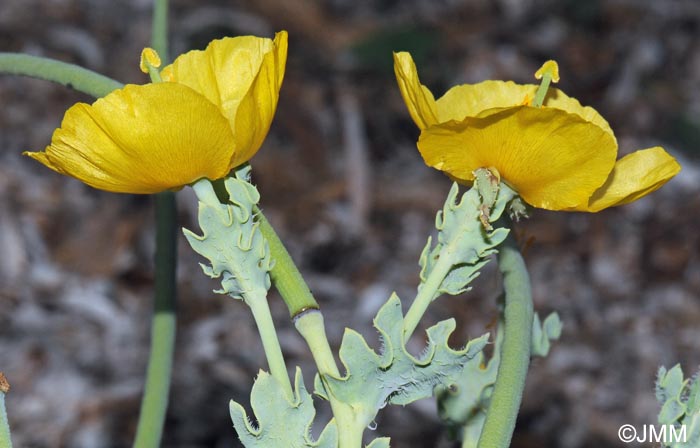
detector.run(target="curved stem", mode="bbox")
[476,230,533,448]
[255,207,339,374]
[254,208,347,438]
[0,53,122,98]
[294,310,340,378]
[133,192,177,448]
[254,208,338,375]
[402,253,453,344]
[255,207,320,317]
[248,295,294,400]
[0,373,12,448]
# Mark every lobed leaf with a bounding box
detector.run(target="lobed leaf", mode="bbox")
[418,182,513,300]
[183,166,273,303]
[315,293,489,433]
[230,367,337,448]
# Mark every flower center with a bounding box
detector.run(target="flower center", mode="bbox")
[532,60,560,108]
[140,48,163,83]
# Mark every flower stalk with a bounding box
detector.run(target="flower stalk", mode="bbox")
[476,225,533,448]
[254,208,321,317]
[133,192,177,448]
[293,310,340,378]
[0,15,179,447]
[402,252,454,343]
[133,1,177,447]
[255,207,357,444]
[254,207,340,380]
[0,53,122,97]
[248,294,294,401]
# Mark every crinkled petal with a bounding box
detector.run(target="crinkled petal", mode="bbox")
[543,88,614,138]
[24,83,235,194]
[418,106,618,210]
[393,52,438,130]
[161,32,287,166]
[436,82,615,139]
[436,81,535,122]
[229,31,288,167]
[571,146,681,212]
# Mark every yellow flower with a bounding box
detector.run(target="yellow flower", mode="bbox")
[25,31,288,194]
[393,52,680,212]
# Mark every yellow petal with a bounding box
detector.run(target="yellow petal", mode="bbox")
[418,106,618,210]
[161,32,287,165]
[572,146,681,212]
[393,52,613,143]
[24,83,235,194]
[436,81,536,122]
[230,31,288,167]
[393,52,438,130]
[543,88,614,138]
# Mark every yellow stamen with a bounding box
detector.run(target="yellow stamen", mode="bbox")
[140,48,163,83]
[532,60,560,108]
[534,60,560,83]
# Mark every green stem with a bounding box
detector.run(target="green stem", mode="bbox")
[295,312,361,448]
[132,3,175,447]
[402,252,454,343]
[248,295,294,401]
[255,207,338,376]
[0,396,10,448]
[133,192,177,448]
[1,3,175,446]
[0,53,122,98]
[255,209,352,443]
[0,373,12,448]
[294,310,340,377]
[151,0,169,62]
[476,230,533,448]
[255,207,320,317]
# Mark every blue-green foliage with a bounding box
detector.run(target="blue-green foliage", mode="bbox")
[187,171,537,447]
[183,166,273,303]
[418,183,511,298]
[230,368,338,448]
[531,313,562,357]
[656,365,700,447]
[314,293,490,431]
[436,311,562,447]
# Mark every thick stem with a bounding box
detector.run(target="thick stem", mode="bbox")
[402,252,454,343]
[255,208,338,377]
[255,209,356,443]
[255,207,320,317]
[248,296,294,401]
[294,310,340,378]
[476,232,533,448]
[0,53,122,98]
[133,192,177,448]
[0,373,12,448]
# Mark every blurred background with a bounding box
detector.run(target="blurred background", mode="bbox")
[1,0,699,446]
